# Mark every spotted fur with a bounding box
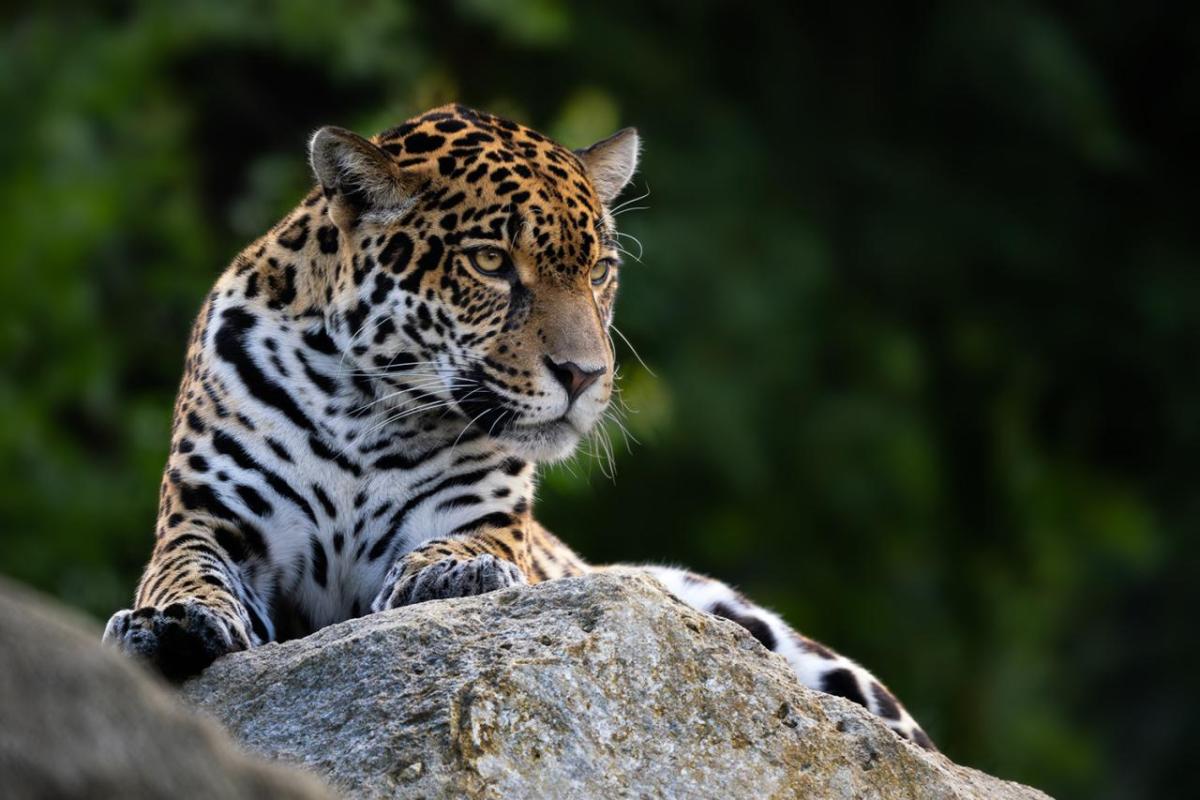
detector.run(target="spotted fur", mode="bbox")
[103,104,933,749]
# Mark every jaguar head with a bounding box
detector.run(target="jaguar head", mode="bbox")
[309,105,639,462]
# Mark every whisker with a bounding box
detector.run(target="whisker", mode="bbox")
[596,425,616,481]
[556,456,579,480]
[343,373,464,380]
[448,406,494,458]
[614,230,645,261]
[349,379,477,416]
[614,244,643,264]
[604,409,639,452]
[610,323,655,376]
[609,184,651,214]
[486,409,506,438]
[335,316,391,377]
[342,398,459,452]
[436,387,485,421]
[331,356,488,378]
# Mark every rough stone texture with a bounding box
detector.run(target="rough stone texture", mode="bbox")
[183,570,1051,799]
[0,578,333,800]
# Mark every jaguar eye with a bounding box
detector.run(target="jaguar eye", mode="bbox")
[590,258,614,285]
[468,246,510,275]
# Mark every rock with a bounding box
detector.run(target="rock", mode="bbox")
[0,578,334,800]
[182,570,1052,799]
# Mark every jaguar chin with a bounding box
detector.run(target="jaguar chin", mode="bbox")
[497,418,585,463]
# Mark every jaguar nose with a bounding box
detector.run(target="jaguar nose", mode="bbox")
[544,356,605,404]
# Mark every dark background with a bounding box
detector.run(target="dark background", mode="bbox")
[2,2,1197,797]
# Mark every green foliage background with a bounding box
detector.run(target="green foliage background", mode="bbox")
[1,3,1196,796]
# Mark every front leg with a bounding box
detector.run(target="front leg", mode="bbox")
[104,518,272,681]
[372,520,587,611]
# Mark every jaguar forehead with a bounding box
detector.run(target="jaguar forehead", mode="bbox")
[369,104,608,280]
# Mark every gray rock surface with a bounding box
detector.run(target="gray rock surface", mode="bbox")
[0,578,333,800]
[183,570,1052,799]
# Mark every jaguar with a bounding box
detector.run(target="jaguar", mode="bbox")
[103,103,934,750]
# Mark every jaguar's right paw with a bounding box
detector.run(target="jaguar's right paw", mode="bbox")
[372,553,527,611]
[103,599,247,681]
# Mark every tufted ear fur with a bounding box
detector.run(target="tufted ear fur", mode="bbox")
[309,126,423,230]
[576,127,640,206]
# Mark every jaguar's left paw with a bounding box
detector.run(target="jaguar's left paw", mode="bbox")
[372,553,527,611]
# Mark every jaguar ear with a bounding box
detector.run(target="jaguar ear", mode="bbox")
[576,127,640,206]
[309,126,422,229]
